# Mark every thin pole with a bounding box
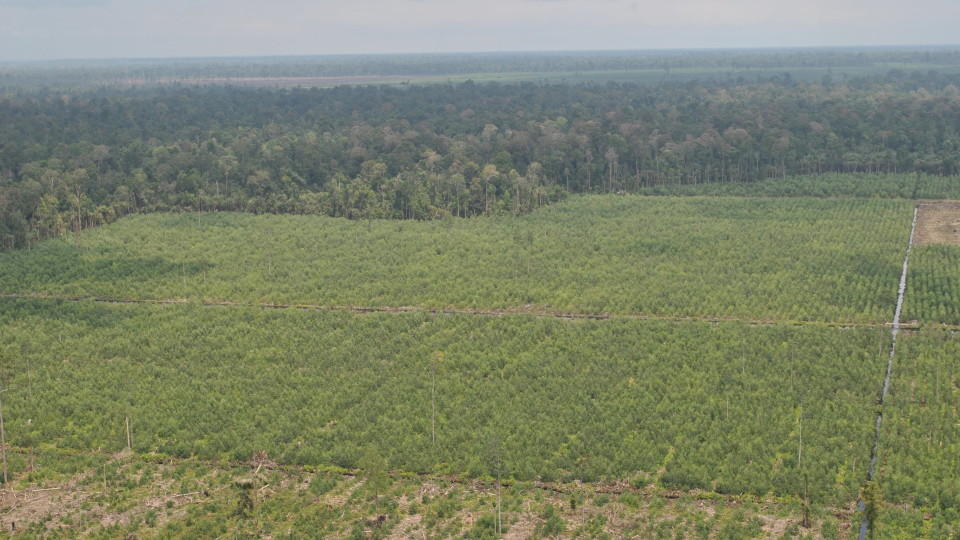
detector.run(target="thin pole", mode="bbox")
[126,416,132,451]
[497,464,502,535]
[798,405,802,467]
[0,388,9,487]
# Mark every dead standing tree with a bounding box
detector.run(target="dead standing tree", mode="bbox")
[0,387,9,487]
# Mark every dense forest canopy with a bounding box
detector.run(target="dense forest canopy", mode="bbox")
[2,49,960,250]
[0,48,958,250]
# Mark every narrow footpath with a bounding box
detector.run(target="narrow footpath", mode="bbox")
[0,292,926,330]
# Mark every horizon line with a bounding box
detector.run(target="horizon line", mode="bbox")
[4,43,960,66]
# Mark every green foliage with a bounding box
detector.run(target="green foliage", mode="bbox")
[463,512,500,540]
[0,196,915,324]
[639,173,960,200]
[1,127,955,539]
[359,446,389,504]
[308,471,340,496]
[0,297,886,505]
[715,515,763,540]
[618,492,641,508]
[861,480,882,537]
[534,504,567,538]
[878,330,960,520]
[2,58,960,251]
[903,244,960,325]
[577,514,609,538]
[234,479,255,518]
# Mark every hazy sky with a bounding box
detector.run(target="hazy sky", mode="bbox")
[1,0,958,61]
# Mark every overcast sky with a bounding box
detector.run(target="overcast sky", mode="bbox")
[1,0,959,62]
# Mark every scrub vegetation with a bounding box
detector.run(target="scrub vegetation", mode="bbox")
[2,50,960,538]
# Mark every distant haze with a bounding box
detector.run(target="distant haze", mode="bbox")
[1,0,959,61]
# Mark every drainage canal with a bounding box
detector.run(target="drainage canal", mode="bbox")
[858,206,917,540]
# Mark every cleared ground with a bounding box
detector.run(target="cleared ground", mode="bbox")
[0,451,844,539]
[914,202,960,246]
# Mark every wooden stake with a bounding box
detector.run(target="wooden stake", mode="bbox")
[125,416,131,451]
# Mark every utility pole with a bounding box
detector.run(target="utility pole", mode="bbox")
[797,404,802,467]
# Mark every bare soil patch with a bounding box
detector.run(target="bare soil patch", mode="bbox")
[915,202,960,245]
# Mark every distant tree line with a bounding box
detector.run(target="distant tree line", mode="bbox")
[3,68,960,249]
[3,48,960,87]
